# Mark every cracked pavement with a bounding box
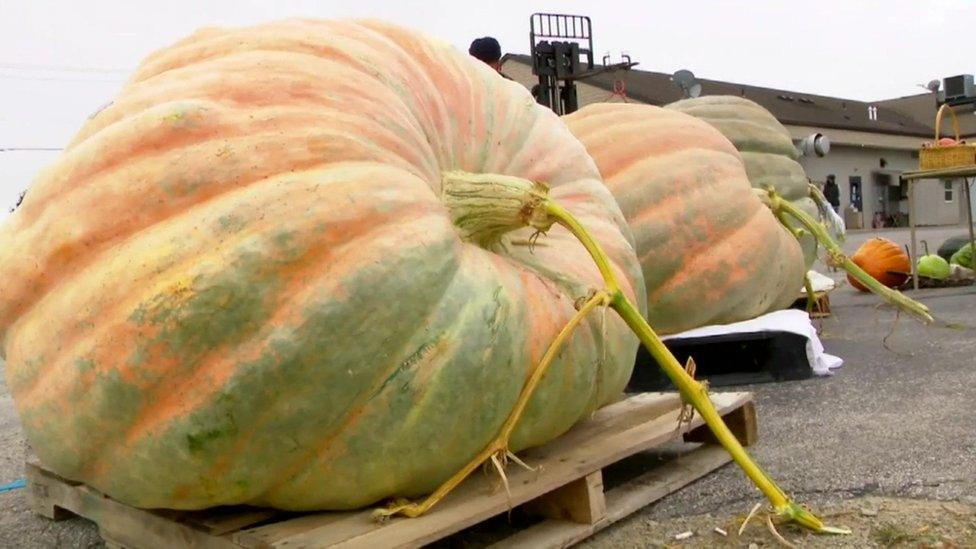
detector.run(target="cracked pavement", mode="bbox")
[587,278,976,540]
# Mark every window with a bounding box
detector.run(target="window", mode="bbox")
[849,176,862,211]
[944,181,954,202]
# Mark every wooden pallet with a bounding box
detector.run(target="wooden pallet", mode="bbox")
[790,291,832,318]
[27,391,756,549]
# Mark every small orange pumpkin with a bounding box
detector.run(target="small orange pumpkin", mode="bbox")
[848,237,911,291]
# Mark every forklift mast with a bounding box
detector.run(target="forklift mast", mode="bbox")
[529,13,594,115]
[529,13,637,115]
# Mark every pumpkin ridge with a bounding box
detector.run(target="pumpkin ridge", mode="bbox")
[256,249,599,509]
[565,102,805,334]
[0,152,406,337]
[618,148,746,197]
[141,49,422,114]
[645,204,769,304]
[241,247,533,503]
[565,117,742,178]
[254,313,463,501]
[128,20,398,85]
[3,20,645,511]
[87,208,454,471]
[622,168,757,250]
[79,207,462,497]
[711,220,798,318]
[10,163,442,405]
[20,101,419,235]
[82,91,418,162]
[13,100,227,225]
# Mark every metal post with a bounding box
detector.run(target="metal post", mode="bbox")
[909,179,918,290]
[966,178,975,268]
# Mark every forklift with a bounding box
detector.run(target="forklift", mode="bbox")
[528,13,636,115]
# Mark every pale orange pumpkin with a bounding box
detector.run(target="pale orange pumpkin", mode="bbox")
[0,19,644,511]
[848,238,911,291]
[563,103,806,333]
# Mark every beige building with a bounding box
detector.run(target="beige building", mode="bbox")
[502,56,976,228]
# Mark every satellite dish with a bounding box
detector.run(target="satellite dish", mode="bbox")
[799,133,830,157]
[672,69,702,98]
[926,79,941,93]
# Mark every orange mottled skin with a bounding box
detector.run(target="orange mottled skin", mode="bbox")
[564,103,805,333]
[0,20,644,511]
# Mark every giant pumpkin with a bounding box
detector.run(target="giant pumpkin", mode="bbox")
[0,19,645,511]
[563,103,806,334]
[667,96,820,266]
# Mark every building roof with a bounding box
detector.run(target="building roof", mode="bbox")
[877,93,976,139]
[503,54,937,138]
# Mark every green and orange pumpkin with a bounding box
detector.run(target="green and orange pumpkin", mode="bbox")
[667,96,821,266]
[563,103,806,334]
[0,19,645,511]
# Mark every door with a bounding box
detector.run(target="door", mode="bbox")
[849,176,862,211]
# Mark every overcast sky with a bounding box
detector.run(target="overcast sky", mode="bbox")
[1,0,972,220]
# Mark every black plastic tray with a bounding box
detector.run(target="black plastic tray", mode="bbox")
[627,330,813,391]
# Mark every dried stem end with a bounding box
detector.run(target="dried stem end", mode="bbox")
[441,171,553,248]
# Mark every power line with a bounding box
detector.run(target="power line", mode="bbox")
[0,72,124,84]
[0,147,64,152]
[0,61,131,74]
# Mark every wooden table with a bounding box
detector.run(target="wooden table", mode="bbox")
[900,166,976,289]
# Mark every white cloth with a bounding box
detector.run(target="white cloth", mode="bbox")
[661,309,843,377]
[803,270,836,294]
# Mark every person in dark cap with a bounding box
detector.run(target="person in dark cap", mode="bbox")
[468,36,509,77]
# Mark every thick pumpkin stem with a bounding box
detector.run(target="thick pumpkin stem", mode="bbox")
[540,201,848,535]
[757,187,932,324]
[441,171,554,248]
[804,274,816,314]
[386,174,848,534]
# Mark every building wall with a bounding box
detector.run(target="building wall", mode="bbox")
[502,58,972,228]
[798,144,964,227]
[914,179,963,226]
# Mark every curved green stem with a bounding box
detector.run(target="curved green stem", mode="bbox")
[497,289,611,442]
[437,171,848,533]
[804,274,816,314]
[544,201,621,294]
[375,289,610,519]
[541,201,847,535]
[759,188,932,324]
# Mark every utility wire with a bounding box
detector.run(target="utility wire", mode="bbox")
[0,147,64,152]
[0,62,131,74]
[0,72,124,83]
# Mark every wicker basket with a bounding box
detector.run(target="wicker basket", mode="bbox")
[919,104,976,170]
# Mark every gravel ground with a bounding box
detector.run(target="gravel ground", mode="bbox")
[585,496,976,548]
[0,226,973,547]
[582,283,976,547]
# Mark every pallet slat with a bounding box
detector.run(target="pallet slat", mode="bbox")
[27,391,755,548]
[489,445,732,549]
